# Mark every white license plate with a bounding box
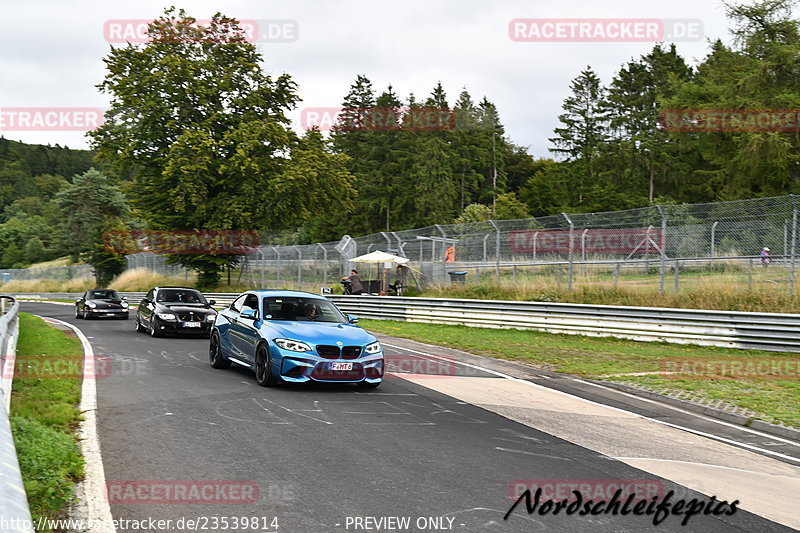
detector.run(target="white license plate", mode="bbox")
[182,322,201,328]
[330,362,353,371]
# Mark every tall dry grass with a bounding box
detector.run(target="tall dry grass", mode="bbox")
[0,278,96,293]
[422,279,799,313]
[106,268,196,292]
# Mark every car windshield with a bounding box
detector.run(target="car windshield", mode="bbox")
[156,289,207,305]
[263,297,346,323]
[88,290,120,300]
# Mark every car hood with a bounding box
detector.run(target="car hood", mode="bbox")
[159,304,216,315]
[262,321,375,346]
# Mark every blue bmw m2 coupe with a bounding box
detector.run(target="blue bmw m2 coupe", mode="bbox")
[209,290,384,388]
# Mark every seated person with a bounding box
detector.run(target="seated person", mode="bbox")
[302,303,320,320]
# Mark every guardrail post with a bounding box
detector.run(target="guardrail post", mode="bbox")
[562,213,574,290]
[656,205,667,294]
[489,220,501,282]
[791,195,798,297]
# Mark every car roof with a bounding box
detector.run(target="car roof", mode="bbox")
[249,289,327,300]
[154,286,200,291]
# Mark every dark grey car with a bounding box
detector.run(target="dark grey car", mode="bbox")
[75,289,129,319]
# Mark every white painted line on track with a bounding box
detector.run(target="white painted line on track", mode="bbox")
[35,315,116,533]
[383,342,800,464]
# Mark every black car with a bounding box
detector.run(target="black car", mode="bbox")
[75,289,129,319]
[135,287,217,337]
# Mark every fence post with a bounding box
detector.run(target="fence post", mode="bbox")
[674,259,680,294]
[656,205,667,295]
[294,246,302,290]
[581,229,588,276]
[318,243,328,286]
[561,213,574,290]
[483,233,490,263]
[259,248,265,288]
[748,258,753,291]
[791,194,797,297]
[272,246,281,284]
[614,263,620,286]
[489,220,501,282]
[532,231,539,264]
[710,221,718,263]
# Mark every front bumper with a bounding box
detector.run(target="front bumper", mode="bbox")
[155,319,213,336]
[85,308,128,318]
[272,347,384,384]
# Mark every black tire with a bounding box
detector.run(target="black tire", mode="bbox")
[209,332,231,369]
[75,306,82,319]
[149,317,162,337]
[255,345,279,387]
[357,381,381,390]
[134,316,144,332]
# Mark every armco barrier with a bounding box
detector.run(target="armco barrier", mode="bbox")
[0,295,35,533]
[15,292,800,353]
[326,295,800,353]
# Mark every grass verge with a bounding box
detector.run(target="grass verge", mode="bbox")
[10,313,85,530]
[361,319,800,428]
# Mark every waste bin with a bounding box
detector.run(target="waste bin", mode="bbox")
[447,271,468,284]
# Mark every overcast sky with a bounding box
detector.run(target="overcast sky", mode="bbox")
[0,0,740,157]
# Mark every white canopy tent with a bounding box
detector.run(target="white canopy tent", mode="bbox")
[349,250,410,294]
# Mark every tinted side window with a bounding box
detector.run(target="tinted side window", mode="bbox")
[242,295,259,315]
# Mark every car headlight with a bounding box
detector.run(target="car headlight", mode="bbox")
[274,338,312,352]
[157,313,177,321]
[205,314,215,321]
[121,301,129,308]
[365,341,382,354]
[87,302,96,309]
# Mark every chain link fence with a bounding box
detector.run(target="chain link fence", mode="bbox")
[216,195,798,295]
[2,195,797,295]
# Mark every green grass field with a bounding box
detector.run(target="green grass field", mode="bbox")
[361,319,800,428]
[10,313,85,531]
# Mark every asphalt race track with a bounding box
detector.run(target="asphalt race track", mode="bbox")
[21,302,797,533]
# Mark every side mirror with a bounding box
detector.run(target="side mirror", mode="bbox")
[121,296,127,300]
[240,309,257,320]
[75,298,81,303]
[346,314,359,324]
[208,300,216,306]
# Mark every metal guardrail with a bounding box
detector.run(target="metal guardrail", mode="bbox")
[0,295,34,533]
[327,295,800,353]
[15,292,800,353]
